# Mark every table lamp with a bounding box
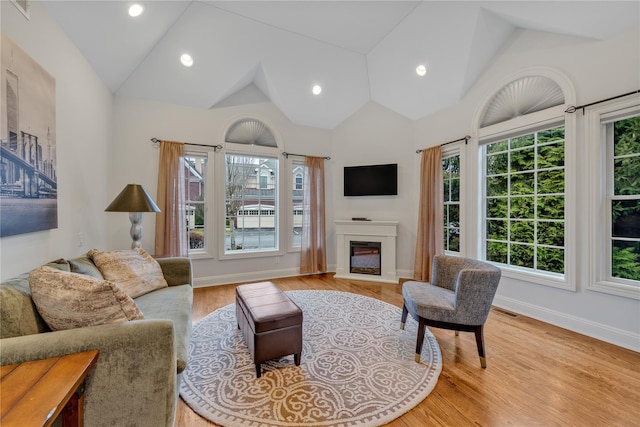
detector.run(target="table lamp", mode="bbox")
[105,184,161,249]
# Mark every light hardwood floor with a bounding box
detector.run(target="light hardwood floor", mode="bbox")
[176,274,640,427]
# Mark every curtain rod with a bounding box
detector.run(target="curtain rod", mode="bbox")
[150,137,222,151]
[282,152,331,160]
[416,135,470,154]
[565,89,640,114]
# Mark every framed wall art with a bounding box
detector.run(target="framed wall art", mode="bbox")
[1,33,57,237]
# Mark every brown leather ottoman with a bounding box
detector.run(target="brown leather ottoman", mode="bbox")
[235,281,303,378]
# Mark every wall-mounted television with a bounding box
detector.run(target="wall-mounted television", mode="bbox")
[344,163,398,196]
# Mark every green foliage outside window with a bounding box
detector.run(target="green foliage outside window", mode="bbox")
[443,155,460,252]
[611,116,640,281]
[485,126,565,274]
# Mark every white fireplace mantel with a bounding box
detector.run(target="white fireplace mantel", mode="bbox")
[334,220,398,284]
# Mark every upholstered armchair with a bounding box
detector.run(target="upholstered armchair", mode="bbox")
[401,255,502,368]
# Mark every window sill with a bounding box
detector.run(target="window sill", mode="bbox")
[497,265,575,291]
[588,280,640,300]
[188,251,214,260]
[218,248,285,261]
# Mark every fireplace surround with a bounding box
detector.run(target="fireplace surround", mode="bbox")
[334,220,398,283]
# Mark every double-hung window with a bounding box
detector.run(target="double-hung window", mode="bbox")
[588,98,640,299]
[443,148,462,254]
[290,161,304,249]
[185,152,210,256]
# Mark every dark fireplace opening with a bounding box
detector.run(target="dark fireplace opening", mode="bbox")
[350,241,381,276]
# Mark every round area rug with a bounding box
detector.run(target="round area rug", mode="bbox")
[180,290,442,427]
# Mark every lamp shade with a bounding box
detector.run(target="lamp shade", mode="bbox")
[105,184,161,213]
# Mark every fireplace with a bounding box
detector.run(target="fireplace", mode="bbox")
[334,220,398,283]
[350,241,381,275]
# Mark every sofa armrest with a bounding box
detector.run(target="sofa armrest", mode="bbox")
[156,257,193,287]
[0,320,177,427]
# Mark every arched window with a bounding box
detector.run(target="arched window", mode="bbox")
[220,118,283,257]
[475,69,576,290]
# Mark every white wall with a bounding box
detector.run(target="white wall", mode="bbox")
[112,96,332,286]
[413,28,640,351]
[0,1,112,280]
[330,102,416,277]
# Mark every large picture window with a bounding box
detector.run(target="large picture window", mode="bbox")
[484,126,566,276]
[224,154,279,253]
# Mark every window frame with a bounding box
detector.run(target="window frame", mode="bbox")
[442,143,464,256]
[587,98,640,299]
[287,160,305,252]
[185,150,215,259]
[478,105,576,291]
[215,142,285,260]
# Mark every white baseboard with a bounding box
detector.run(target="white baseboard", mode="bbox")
[193,266,304,288]
[192,264,413,288]
[397,269,413,280]
[493,295,640,352]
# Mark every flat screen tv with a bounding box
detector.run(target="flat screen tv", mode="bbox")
[344,163,398,196]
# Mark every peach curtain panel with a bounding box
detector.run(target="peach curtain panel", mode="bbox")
[300,156,327,274]
[154,140,188,258]
[413,146,444,281]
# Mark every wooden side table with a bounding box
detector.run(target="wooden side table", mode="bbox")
[1,349,99,427]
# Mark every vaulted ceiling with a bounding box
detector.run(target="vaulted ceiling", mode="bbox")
[43,1,639,129]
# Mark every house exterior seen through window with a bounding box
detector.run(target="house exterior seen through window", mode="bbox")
[185,153,207,252]
[225,155,278,253]
[291,163,304,247]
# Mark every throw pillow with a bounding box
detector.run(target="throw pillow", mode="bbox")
[29,266,144,331]
[69,255,104,279]
[87,248,168,298]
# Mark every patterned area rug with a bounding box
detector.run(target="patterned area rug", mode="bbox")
[180,290,442,427]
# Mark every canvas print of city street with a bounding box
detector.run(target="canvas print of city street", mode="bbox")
[1,34,57,237]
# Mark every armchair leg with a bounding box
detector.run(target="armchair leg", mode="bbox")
[400,303,408,330]
[455,330,459,336]
[480,356,487,369]
[474,325,487,368]
[415,317,426,363]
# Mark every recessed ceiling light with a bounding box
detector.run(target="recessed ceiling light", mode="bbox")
[312,85,322,95]
[180,53,194,67]
[128,3,144,17]
[416,64,427,77]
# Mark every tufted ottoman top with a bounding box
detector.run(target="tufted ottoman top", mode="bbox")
[236,282,302,333]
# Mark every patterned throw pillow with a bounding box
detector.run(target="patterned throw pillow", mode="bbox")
[88,248,168,298]
[29,266,144,331]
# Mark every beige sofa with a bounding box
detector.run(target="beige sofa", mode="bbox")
[0,254,193,427]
